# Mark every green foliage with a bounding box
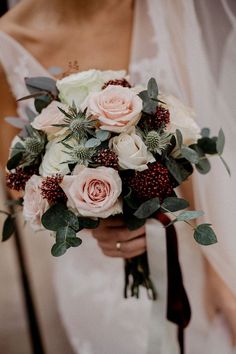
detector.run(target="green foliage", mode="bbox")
[52,225,82,256]
[42,204,80,232]
[134,198,160,219]
[78,218,100,229]
[201,127,210,137]
[2,215,15,242]
[147,78,159,99]
[197,137,217,155]
[138,78,160,114]
[7,152,23,170]
[161,197,189,212]
[181,146,199,164]
[176,129,183,148]
[176,210,204,221]
[195,157,211,174]
[124,213,146,231]
[95,130,110,141]
[165,157,193,184]
[123,188,140,210]
[25,76,58,97]
[34,95,52,113]
[216,128,225,155]
[194,224,217,245]
[85,138,101,148]
[42,205,100,256]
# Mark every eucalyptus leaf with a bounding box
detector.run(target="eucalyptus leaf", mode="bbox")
[5,117,26,129]
[201,128,210,137]
[176,129,183,148]
[85,138,101,148]
[2,215,15,242]
[195,157,211,174]
[197,137,217,155]
[66,237,82,247]
[165,157,192,184]
[124,214,146,231]
[161,197,189,212]
[25,107,37,122]
[42,204,69,231]
[143,99,158,114]
[78,218,100,229]
[25,77,58,96]
[51,242,67,257]
[216,128,225,155]
[134,198,160,219]
[56,225,76,243]
[147,78,159,99]
[194,223,217,245]
[123,188,140,210]
[63,210,80,231]
[181,146,199,164]
[95,130,110,141]
[7,152,23,170]
[34,95,52,113]
[177,210,204,222]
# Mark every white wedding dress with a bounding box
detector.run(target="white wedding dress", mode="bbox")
[1,1,236,353]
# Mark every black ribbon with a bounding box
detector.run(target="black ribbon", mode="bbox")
[157,213,191,354]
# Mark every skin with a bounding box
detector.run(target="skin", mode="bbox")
[0,0,235,344]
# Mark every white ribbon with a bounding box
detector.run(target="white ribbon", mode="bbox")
[146,219,179,354]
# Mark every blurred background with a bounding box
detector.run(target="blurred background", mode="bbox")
[0,3,74,354]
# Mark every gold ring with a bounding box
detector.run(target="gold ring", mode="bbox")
[116,241,121,251]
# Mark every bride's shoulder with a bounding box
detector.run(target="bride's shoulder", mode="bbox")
[0,1,38,47]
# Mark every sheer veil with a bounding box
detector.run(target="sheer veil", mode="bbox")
[131,0,236,295]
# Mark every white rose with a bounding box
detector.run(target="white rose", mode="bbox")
[56,69,126,107]
[109,128,155,171]
[23,175,49,231]
[39,139,75,176]
[162,94,201,145]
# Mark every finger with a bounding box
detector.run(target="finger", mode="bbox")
[98,235,146,252]
[102,247,146,259]
[100,216,125,228]
[93,226,145,242]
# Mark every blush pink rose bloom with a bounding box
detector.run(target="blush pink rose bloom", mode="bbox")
[60,165,122,218]
[23,175,49,231]
[84,86,142,133]
[31,101,67,136]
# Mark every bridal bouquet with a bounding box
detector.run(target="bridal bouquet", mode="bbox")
[1,69,229,298]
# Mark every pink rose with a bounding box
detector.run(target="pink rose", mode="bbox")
[60,165,122,218]
[84,86,142,133]
[31,101,67,136]
[23,175,49,230]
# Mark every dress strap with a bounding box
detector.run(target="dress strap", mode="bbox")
[0,31,50,99]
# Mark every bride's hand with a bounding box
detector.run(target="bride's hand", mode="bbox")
[92,216,146,259]
[205,259,236,346]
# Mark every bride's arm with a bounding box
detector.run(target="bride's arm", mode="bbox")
[205,258,236,346]
[181,177,236,345]
[0,65,20,169]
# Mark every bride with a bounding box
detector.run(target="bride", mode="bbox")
[0,0,236,353]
